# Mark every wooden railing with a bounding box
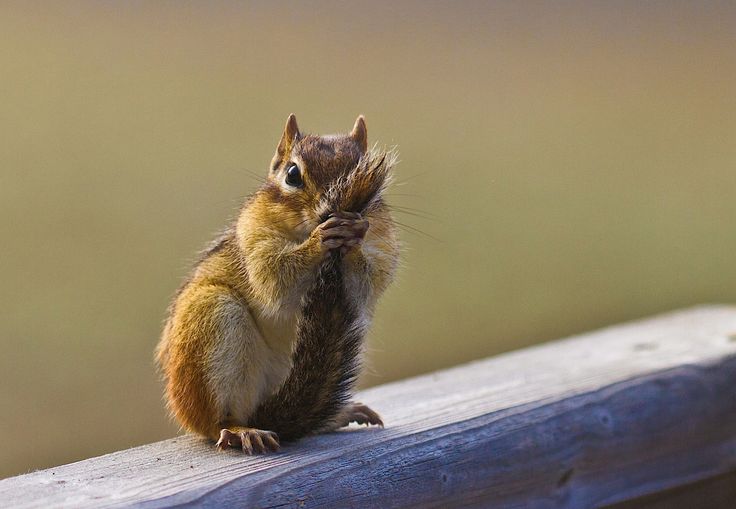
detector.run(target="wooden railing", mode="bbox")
[2,306,736,508]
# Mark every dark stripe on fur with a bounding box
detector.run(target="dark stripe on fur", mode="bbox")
[247,252,365,441]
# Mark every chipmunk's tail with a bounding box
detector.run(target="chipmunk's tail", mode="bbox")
[247,253,366,441]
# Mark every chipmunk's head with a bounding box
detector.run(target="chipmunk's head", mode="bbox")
[265,114,393,238]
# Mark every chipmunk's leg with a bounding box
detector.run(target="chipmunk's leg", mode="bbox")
[216,424,280,454]
[334,402,384,428]
[162,283,283,451]
[204,298,283,455]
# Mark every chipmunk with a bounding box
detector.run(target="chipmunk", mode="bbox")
[155,115,399,454]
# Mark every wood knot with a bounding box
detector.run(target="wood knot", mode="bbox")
[557,468,574,488]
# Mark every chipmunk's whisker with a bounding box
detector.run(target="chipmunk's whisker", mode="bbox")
[242,168,268,184]
[392,171,432,187]
[370,215,443,243]
[364,227,392,247]
[386,204,440,221]
[386,192,423,199]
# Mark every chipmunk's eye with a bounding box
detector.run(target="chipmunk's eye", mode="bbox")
[285,164,303,188]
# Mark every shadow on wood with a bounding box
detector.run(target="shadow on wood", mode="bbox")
[606,470,736,509]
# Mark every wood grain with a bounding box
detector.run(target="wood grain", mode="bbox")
[2,305,736,508]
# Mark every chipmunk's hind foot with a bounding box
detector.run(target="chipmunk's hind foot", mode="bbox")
[216,427,280,454]
[337,402,384,428]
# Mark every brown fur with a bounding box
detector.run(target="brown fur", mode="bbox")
[155,115,399,450]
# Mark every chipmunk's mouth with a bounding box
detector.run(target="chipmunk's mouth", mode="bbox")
[318,211,332,224]
[314,198,333,225]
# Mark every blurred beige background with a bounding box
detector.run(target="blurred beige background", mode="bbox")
[1,1,735,478]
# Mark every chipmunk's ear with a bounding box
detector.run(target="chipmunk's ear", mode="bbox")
[350,115,367,153]
[277,114,301,157]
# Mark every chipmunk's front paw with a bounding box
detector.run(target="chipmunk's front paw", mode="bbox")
[216,427,280,455]
[337,402,384,428]
[317,211,369,253]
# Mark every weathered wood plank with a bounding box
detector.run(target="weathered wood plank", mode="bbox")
[2,305,736,508]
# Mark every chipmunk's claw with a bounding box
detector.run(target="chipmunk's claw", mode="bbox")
[318,211,369,254]
[338,402,384,428]
[216,428,280,454]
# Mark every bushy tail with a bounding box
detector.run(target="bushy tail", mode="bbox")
[247,253,366,441]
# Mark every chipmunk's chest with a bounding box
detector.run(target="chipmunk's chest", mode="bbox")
[252,311,298,392]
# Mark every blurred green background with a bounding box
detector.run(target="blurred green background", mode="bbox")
[1,1,735,478]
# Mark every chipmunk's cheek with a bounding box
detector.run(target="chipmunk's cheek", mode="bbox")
[291,210,314,237]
